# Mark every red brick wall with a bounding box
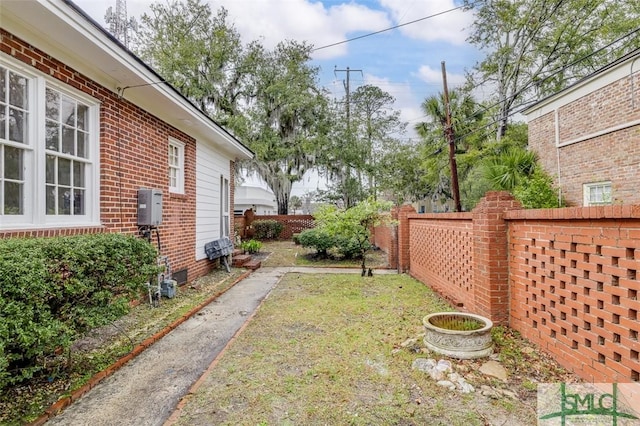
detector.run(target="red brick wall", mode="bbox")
[250,214,314,239]
[1,29,215,282]
[553,129,639,206]
[373,208,398,269]
[471,191,522,324]
[507,205,640,382]
[402,193,640,382]
[397,204,415,272]
[528,72,640,206]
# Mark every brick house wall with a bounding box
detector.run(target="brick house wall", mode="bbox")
[527,53,640,206]
[0,29,225,282]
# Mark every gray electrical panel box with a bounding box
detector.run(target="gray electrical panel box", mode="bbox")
[137,188,163,226]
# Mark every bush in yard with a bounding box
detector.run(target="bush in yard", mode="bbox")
[314,198,392,274]
[297,228,335,256]
[252,219,284,240]
[292,233,301,245]
[0,233,158,391]
[512,168,564,209]
[240,239,262,254]
[334,235,365,259]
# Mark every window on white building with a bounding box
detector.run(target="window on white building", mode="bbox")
[583,182,612,206]
[220,175,229,237]
[168,138,184,194]
[0,58,99,228]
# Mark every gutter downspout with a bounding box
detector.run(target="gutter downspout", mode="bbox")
[555,108,563,207]
[631,57,639,109]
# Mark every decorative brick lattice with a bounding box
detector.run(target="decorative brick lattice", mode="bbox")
[254,215,314,239]
[409,218,474,308]
[510,220,640,382]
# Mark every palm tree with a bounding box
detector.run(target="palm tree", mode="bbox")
[482,147,537,190]
[415,90,483,210]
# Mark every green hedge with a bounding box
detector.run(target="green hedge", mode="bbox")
[297,228,335,256]
[0,233,158,391]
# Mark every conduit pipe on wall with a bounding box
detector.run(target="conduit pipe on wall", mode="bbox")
[631,57,639,110]
[554,108,563,207]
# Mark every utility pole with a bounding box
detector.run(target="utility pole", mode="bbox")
[334,66,363,208]
[441,61,462,212]
[334,67,363,133]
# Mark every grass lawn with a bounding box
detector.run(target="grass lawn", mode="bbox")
[3,239,574,424]
[170,272,573,426]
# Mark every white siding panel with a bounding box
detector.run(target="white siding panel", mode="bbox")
[195,140,232,260]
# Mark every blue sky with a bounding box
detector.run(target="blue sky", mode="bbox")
[75,0,483,134]
[74,0,484,194]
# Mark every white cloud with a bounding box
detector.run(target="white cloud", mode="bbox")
[416,64,465,88]
[380,0,473,45]
[78,0,391,60]
[363,73,421,139]
[211,0,391,60]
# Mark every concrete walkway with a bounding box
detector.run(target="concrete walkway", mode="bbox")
[46,267,396,426]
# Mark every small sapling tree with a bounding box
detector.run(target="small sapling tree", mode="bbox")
[314,198,393,275]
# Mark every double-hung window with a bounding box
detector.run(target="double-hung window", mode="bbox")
[583,181,612,206]
[168,138,184,194]
[0,66,29,220]
[220,175,229,237]
[0,57,99,229]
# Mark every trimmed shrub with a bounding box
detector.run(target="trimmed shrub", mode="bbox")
[0,233,158,390]
[335,235,368,259]
[512,168,564,209]
[297,228,334,256]
[252,219,285,240]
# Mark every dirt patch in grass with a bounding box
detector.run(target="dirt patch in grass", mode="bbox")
[259,240,389,269]
[170,273,575,426]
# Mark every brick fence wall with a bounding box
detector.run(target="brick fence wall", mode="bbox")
[507,206,640,382]
[407,213,473,309]
[372,208,398,271]
[234,214,314,240]
[384,191,640,382]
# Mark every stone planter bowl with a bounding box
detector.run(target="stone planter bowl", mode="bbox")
[423,312,493,359]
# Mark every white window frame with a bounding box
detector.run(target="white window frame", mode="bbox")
[583,181,612,206]
[168,137,185,194]
[0,54,100,229]
[220,175,229,238]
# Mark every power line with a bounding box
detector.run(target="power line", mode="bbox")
[453,26,640,126]
[312,4,472,52]
[409,27,640,129]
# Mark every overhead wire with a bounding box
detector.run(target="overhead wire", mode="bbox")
[406,26,640,128]
[311,3,474,52]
